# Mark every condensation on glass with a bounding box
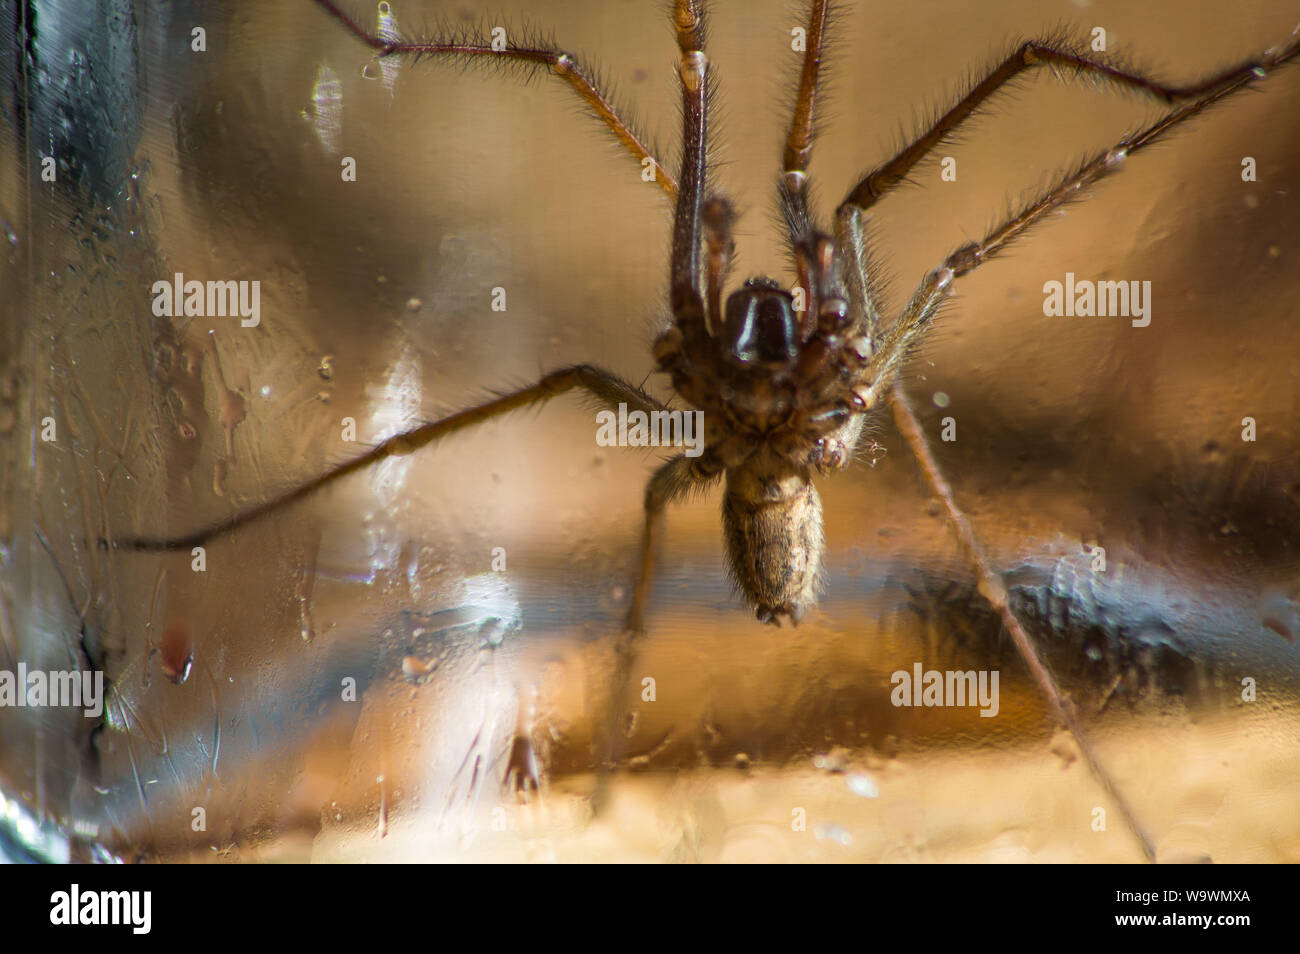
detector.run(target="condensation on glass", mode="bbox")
[1,0,1298,863]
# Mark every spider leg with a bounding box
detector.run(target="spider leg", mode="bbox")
[779,0,831,243]
[623,453,723,638]
[669,0,710,330]
[310,0,678,197]
[889,388,1158,861]
[841,257,1161,858]
[595,452,722,798]
[701,196,736,336]
[942,28,1300,277]
[839,32,1297,861]
[834,205,884,343]
[108,365,667,551]
[840,26,1300,215]
[778,4,869,345]
[585,0,722,806]
[846,24,1299,394]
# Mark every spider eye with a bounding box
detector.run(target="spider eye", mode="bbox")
[722,282,798,367]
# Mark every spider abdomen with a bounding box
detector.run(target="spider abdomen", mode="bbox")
[722,457,824,624]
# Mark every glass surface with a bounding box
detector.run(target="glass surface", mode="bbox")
[1,0,1298,862]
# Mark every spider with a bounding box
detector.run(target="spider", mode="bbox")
[19,0,1295,861]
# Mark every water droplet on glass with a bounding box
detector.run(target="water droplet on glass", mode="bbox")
[480,617,508,648]
[401,655,439,681]
[1259,589,1295,642]
[375,2,402,91]
[846,772,879,798]
[813,747,850,773]
[159,621,194,685]
[306,65,343,154]
[814,823,852,846]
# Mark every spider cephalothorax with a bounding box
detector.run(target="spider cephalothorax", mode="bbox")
[653,226,885,622]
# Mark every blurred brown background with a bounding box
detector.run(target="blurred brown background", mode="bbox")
[2,0,1298,862]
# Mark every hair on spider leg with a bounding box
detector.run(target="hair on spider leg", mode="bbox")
[839,21,1299,217]
[313,0,680,192]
